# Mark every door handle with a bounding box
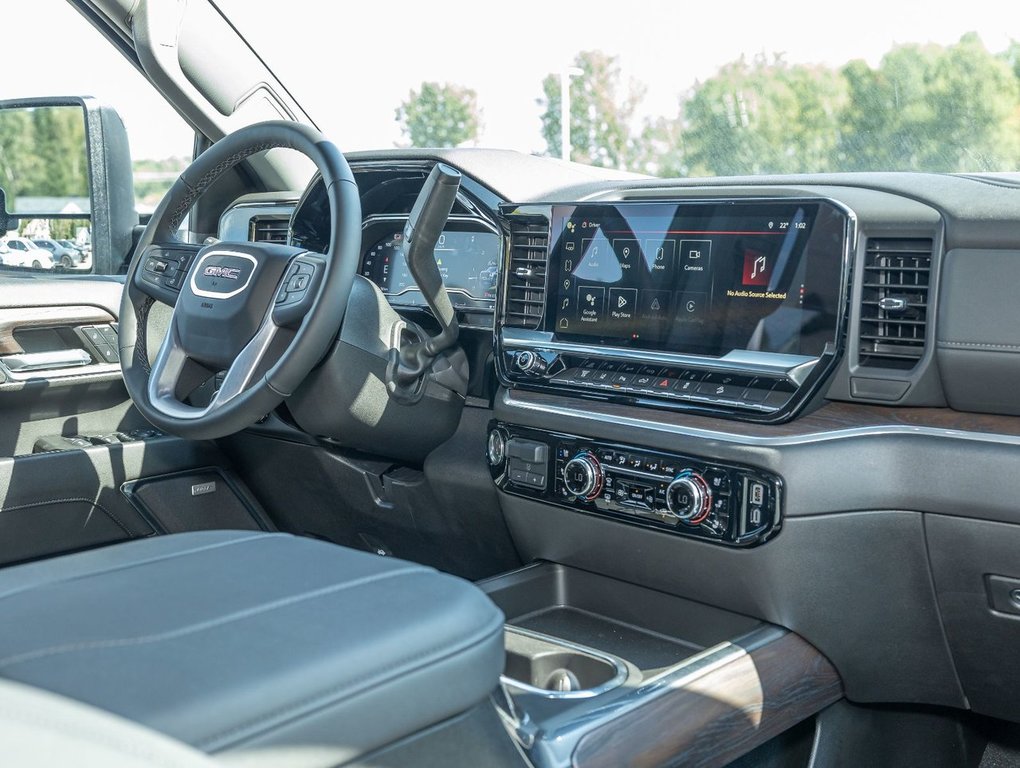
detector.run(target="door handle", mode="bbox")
[0,349,92,371]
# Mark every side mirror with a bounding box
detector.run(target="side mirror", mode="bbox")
[0,96,137,274]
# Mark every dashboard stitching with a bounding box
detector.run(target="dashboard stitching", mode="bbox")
[937,341,1020,351]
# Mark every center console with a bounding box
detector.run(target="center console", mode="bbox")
[497,198,854,422]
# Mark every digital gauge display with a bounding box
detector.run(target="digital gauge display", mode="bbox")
[359,218,499,310]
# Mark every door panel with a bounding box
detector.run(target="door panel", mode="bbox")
[0,274,233,565]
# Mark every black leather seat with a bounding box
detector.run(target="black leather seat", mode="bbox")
[0,531,505,765]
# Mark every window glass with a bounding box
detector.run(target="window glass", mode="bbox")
[220,0,1020,176]
[1,0,194,274]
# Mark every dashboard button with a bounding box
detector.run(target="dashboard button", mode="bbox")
[742,384,774,402]
[651,376,677,393]
[702,372,753,388]
[704,469,730,495]
[612,373,634,386]
[592,370,614,385]
[673,378,699,396]
[697,381,744,399]
[632,375,655,389]
[639,365,662,376]
[763,388,793,409]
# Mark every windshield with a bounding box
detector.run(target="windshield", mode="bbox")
[218,0,1019,176]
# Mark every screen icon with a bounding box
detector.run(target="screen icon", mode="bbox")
[612,239,640,271]
[608,288,637,321]
[577,285,606,325]
[742,249,772,287]
[679,240,712,276]
[676,292,707,321]
[638,289,671,320]
[644,239,676,275]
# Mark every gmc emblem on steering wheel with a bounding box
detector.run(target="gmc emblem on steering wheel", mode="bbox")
[203,265,242,280]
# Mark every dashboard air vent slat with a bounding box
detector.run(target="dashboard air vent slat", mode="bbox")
[858,237,933,370]
[504,217,550,329]
[249,216,290,244]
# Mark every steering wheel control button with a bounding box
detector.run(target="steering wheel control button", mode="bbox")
[273,256,325,327]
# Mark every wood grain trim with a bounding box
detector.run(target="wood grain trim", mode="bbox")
[509,389,1020,440]
[0,306,114,355]
[572,631,842,768]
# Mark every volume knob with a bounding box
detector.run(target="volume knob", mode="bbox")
[563,452,604,500]
[515,350,548,375]
[666,470,712,525]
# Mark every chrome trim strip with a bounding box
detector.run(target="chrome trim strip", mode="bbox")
[189,250,258,300]
[501,389,1020,449]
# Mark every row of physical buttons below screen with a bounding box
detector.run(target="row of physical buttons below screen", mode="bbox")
[552,360,795,409]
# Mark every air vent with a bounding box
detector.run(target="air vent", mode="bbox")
[249,216,290,244]
[504,217,549,329]
[858,237,933,369]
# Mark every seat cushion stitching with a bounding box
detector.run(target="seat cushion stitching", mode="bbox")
[0,567,428,670]
[200,616,505,751]
[0,533,280,603]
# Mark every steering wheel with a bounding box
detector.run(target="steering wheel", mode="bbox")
[119,121,361,440]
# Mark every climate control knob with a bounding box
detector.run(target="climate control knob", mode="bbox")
[666,470,712,525]
[562,452,604,500]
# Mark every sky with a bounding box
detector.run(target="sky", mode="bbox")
[4,0,1018,160]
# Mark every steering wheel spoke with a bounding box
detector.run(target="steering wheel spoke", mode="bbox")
[146,322,214,420]
[211,314,285,409]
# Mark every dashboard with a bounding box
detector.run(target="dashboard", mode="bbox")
[221,151,1020,731]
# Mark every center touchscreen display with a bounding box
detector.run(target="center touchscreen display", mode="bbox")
[548,201,847,358]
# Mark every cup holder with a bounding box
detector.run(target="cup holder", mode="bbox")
[502,627,628,697]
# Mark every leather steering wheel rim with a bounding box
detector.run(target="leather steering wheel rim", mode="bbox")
[119,120,361,440]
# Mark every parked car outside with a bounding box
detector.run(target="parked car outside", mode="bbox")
[32,238,85,269]
[1,237,55,269]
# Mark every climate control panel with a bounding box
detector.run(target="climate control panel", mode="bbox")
[488,422,782,546]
